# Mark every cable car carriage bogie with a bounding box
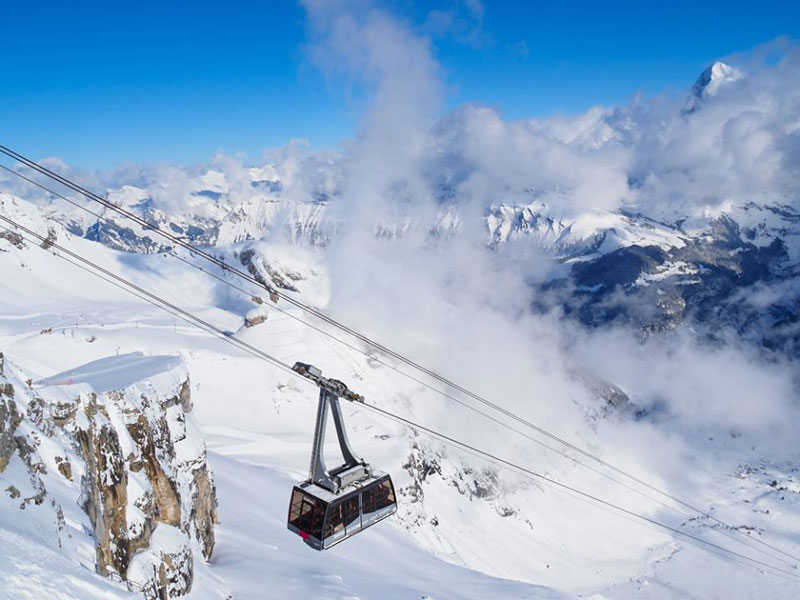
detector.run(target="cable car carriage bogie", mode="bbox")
[287,362,397,550]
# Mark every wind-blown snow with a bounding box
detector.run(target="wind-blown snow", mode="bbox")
[35,352,183,392]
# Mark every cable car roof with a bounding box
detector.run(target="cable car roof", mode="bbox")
[296,471,391,504]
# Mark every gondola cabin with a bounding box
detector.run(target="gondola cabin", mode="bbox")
[287,362,397,550]
[288,472,396,550]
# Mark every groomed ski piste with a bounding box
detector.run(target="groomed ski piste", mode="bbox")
[1,191,798,599]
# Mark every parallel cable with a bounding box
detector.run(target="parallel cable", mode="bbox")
[357,400,800,582]
[0,215,294,378]
[1,213,799,583]
[0,163,708,524]
[5,163,749,531]
[8,164,793,567]
[1,146,798,566]
[4,215,800,582]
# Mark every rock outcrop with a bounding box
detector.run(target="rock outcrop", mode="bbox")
[243,306,269,328]
[0,352,218,599]
[540,215,799,356]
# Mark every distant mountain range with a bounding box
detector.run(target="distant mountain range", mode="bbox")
[10,61,799,359]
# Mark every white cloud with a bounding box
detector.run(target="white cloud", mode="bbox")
[5,6,798,445]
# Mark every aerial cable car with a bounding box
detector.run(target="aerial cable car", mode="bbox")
[287,362,397,550]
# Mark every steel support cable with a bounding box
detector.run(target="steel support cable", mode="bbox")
[354,401,800,582]
[0,163,709,523]
[6,167,798,572]
[0,215,295,379]
[1,165,736,531]
[1,146,799,566]
[2,216,799,583]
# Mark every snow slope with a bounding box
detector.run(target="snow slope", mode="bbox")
[0,194,574,599]
[1,192,799,598]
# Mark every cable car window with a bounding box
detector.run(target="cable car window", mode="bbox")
[324,493,362,541]
[360,479,386,516]
[289,492,314,531]
[299,498,316,532]
[361,486,376,514]
[289,489,326,539]
[343,495,360,529]
[375,479,395,510]
[309,500,325,539]
[324,502,345,539]
[289,489,306,523]
[362,478,395,516]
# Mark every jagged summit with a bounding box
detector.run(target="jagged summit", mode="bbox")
[691,60,743,99]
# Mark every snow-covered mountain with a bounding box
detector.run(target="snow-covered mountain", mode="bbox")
[6,56,795,366]
[2,55,800,599]
[1,178,798,599]
[686,60,744,111]
[43,167,327,251]
[25,168,800,360]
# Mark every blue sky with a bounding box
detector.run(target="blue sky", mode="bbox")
[1,0,798,169]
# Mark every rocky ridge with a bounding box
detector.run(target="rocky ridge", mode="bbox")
[0,351,219,599]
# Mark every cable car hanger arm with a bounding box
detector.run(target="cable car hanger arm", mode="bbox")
[292,362,370,493]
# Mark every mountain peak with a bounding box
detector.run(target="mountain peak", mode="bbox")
[691,60,743,99]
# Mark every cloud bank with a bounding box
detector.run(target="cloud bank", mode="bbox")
[2,3,798,443]
[291,2,800,444]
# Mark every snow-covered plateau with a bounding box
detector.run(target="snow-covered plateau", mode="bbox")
[1,56,800,599]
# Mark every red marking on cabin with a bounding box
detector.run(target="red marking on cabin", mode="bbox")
[299,530,310,540]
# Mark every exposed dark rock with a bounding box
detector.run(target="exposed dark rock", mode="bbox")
[125,413,181,527]
[239,248,301,294]
[0,355,217,598]
[142,544,193,600]
[0,230,25,249]
[40,228,57,249]
[0,391,21,472]
[573,245,669,290]
[55,456,72,481]
[542,216,798,357]
[244,307,269,328]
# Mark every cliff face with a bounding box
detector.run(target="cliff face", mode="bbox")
[0,352,218,599]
